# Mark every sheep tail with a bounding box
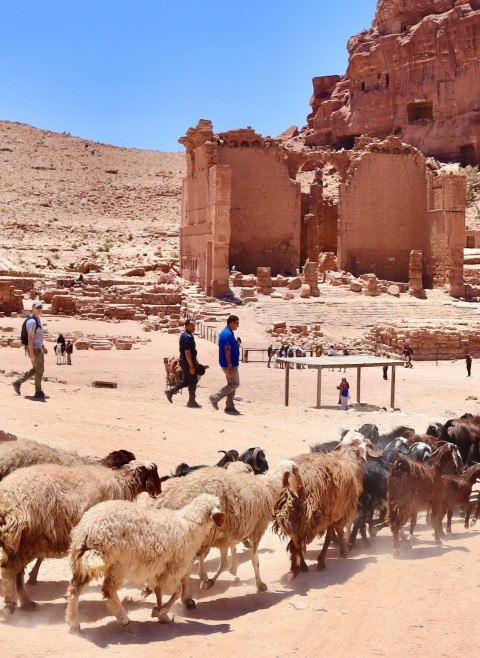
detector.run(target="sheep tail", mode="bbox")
[0,504,27,557]
[71,545,105,580]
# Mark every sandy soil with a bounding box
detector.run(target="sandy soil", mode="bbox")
[1,310,480,658]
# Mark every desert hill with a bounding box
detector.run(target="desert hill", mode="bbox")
[0,121,185,272]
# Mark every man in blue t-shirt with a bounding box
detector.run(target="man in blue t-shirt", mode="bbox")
[209,315,241,415]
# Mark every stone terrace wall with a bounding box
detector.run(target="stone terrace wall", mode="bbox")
[364,320,480,360]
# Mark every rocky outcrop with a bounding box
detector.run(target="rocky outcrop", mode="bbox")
[300,0,480,165]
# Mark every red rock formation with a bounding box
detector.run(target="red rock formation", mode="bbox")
[301,0,480,164]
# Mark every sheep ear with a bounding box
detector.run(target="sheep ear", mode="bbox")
[212,511,225,528]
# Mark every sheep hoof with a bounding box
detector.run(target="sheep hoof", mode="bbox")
[26,576,38,586]
[157,615,173,625]
[257,582,268,592]
[447,528,453,534]
[69,623,81,634]
[471,520,477,527]
[316,563,326,571]
[20,600,38,612]
[200,579,214,591]
[151,606,159,618]
[184,598,196,610]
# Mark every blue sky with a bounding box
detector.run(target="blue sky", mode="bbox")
[1,1,378,152]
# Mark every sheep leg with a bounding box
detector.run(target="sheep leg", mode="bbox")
[16,570,37,610]
[335,524,348,558]
[180,570,196,610]
[229,544,239,577]
[102,572,130,627]
[27,558,43,585]
[66,575,90,632]
[152,587,180,624]
[464,502,472,529]
[317,526,334,570]
[1,567,18,616]
[200,547,229,590]
[249,538,267,591]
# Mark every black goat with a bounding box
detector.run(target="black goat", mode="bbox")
[166,447,268,481]
[348,438,410,549]
[374,425,416,452]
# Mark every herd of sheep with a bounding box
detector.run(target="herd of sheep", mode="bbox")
[0,415,479,633]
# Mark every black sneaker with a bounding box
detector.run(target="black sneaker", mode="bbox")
[165,389,174,404]
[12,381,21,396]
[208,394,219,410]
[33,391,46,399]
[224,407,241,415]
[186,400,201,409]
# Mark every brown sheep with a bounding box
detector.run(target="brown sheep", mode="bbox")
[272,440,365,575]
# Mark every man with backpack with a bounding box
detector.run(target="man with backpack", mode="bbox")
[13,300,48,399]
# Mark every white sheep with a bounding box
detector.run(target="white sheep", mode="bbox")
[151,459,299,608]
[0,460,161,615]
[66,493,224,631]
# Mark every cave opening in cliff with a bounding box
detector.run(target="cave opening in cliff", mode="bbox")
[407,101,433,123]
[459,145,477,167]
[337,135,356,150]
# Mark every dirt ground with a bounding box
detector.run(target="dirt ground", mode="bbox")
[1,309,480,658]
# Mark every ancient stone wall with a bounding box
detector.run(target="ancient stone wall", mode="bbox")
[0,281,23,315]
[337,148,428,280]
[216,147,300,275]
[364,319,480,360]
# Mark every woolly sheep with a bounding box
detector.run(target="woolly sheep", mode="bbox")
[151,459,299,608]
[273,442,365,574]
[66,493,224,631]
[0,442,136,586]
[0,437,136,481]
[0,460,161,615]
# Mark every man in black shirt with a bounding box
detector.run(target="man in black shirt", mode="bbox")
[165,319,201,408]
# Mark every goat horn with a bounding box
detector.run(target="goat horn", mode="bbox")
[252,447,261,471]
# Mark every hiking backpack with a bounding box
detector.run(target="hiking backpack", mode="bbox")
[20,315,40,346]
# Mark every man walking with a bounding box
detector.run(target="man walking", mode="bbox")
[13,300,48,399]
[209,315,241,415]
[165,318,201,408]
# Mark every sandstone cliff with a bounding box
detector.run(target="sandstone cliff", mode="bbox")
[301,0,480,166]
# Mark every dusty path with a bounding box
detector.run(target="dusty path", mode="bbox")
[1,311,480,657]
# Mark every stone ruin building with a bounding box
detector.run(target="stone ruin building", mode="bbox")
[178,1,476,298]
[178,121,466,298]
[178,120,301,296]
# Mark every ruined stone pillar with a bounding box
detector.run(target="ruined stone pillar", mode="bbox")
[302,261,319,296]
[256,267,273,294]
[409,250,425,296]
